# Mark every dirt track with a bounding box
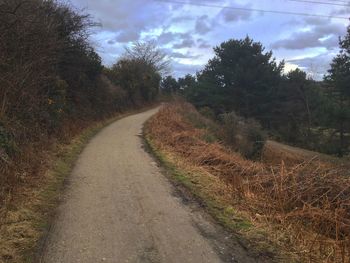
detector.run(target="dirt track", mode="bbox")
[40,108,256,263]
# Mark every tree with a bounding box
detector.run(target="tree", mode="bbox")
[0,0,124,194]
[273,69,319,143]
[124,41,170,75]
[178,74,196,94]
[161,76,179,94]
[324,24,350,156]
[110,59,161,106]
[186,36,284,125]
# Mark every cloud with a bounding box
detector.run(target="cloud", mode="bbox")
[72,0,168,35]
[171,61,203,78]
[170,52,201,59]
[331,7,350,16]
[271,22,345,50]
[173,38,196,49]
[199,43,211,49]
[171,15,194,23]
[170,52,189,58]
[157,31,193,45]
[195,15,212,35]
[287,52,336,79]
[197,38,211,49]
[71,0,346,78]
[114,30,140,43]
[219,5,253,22]
[158,32,179,45]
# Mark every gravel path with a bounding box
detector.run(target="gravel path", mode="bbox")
[40,108,255,263]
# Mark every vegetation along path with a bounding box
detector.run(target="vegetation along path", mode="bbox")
[40,108,254,263]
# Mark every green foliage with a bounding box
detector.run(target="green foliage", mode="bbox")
[161,76,179,94]
[198,107,215,120]
[0,0,162,194]
[46,78,68,130]
[272,69,319,143]
[323,24,350,156]
[106,41,164,106]
[187,37,283,120]
[181,34,350,157]
[0,0,106,135]
[178,74,196,94]
[109,59,161,106]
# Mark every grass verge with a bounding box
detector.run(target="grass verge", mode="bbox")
[0,107,156,263]
[143,132,294,262]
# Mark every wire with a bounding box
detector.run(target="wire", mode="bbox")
[154,0,349,20]
[322,0,349,3]
[288,0,350,7]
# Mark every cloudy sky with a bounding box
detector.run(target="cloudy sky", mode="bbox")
[70,0,350,79]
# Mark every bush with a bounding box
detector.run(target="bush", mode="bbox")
[219,112,266,159]
[0,124,16,156]
[198,106,216,120]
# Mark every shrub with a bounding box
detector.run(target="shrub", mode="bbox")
[0,124,16,156]
[198,106,215,120]
[146,102,350,262]
[219,112,266,159]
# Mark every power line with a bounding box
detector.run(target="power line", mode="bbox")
[323,0,350,3]
[308,0,349,3]
[155,0,349,20]
[288,0,350,7]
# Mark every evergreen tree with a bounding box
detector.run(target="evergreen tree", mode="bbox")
[161,76,179,94]
[324,24,350,156]
[187,37,284,124]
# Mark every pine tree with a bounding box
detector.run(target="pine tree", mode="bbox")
[324,24,350,156]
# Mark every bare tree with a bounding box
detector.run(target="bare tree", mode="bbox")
[124,41,171,75]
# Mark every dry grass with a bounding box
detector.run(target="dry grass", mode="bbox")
[146,102,350,262]
[0,119,108,263]
[0,105,156,263]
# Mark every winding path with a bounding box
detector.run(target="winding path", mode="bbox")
[41,108,255,263]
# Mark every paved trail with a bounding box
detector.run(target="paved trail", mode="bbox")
[41,108,255,263]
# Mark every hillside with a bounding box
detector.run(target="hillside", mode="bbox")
[145,102,350,263]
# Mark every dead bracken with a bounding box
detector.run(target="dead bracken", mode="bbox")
[146,102,350,263]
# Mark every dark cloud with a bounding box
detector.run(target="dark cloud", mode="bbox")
[158,32,178,45]
[331,7,350,16]
[72,0,168,37]
[271,22,345,50]
[219,4,253,22]
[71,0,346,78]
[195,15,212,35]
[199,43,211,49]
[171,15,194,23]
[115,30,140,43]
[197,38,211,49]
[173,39,196,49]
[157,31,192,45]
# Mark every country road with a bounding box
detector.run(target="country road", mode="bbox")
[40,108,255,263]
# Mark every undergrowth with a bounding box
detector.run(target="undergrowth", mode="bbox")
[145,101,350,263]
[0,107,154,263]
[144,135,289,262]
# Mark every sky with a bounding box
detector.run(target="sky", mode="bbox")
[70,0,350,79]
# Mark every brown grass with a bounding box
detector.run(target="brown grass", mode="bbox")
[146,102,350,262]
[0,105,157,263]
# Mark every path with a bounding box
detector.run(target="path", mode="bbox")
[41,108,255,263]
